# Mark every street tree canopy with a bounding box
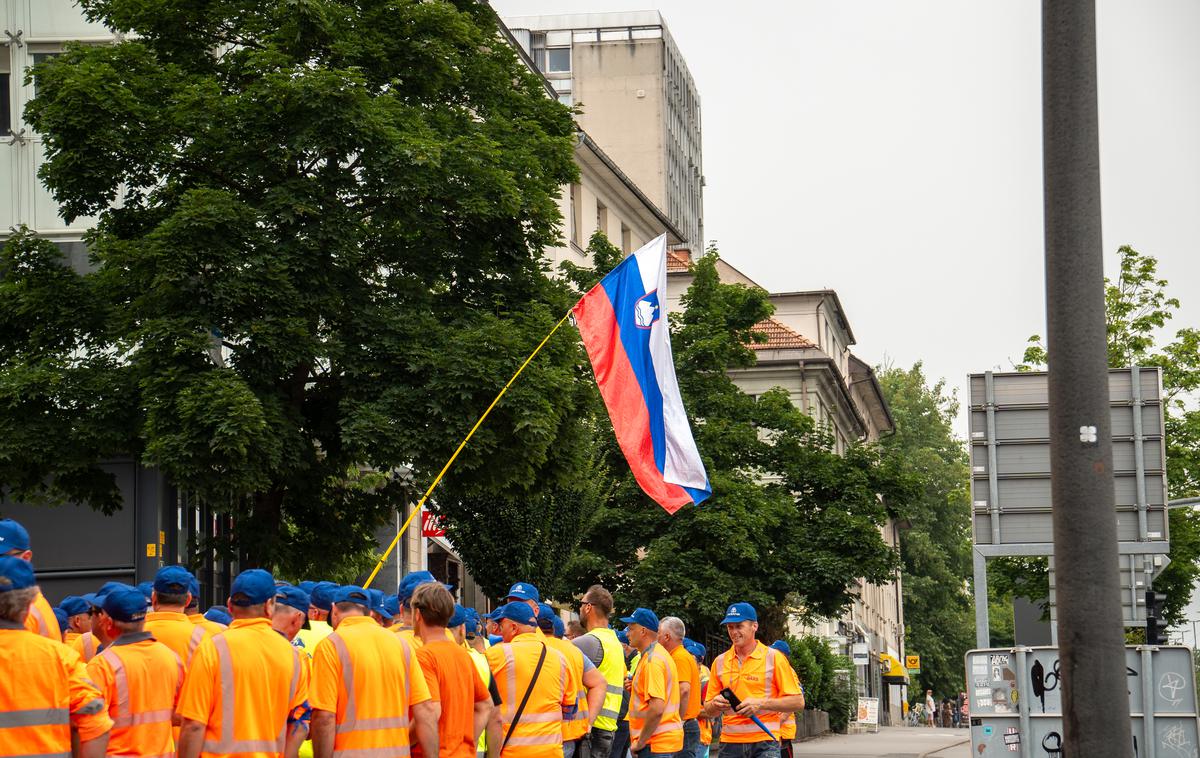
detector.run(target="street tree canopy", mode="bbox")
[2,0,584,576]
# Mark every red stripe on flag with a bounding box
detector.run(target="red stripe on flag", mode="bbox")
[574,286,692,514]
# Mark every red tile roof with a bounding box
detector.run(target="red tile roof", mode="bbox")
[749,318,816,351]
[667,249,692,272]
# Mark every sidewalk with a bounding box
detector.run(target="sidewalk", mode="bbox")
[791,726,969,758]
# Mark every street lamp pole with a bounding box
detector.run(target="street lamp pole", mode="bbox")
[1041,1,1133,755]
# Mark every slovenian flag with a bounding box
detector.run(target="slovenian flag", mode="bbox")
[573,234,712,513]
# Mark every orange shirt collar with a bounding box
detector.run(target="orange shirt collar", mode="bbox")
[337,615,375,629]
[228,617,272,630]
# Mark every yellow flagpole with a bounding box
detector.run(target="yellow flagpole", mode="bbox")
[364,309,574,588]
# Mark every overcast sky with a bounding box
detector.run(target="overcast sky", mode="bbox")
[492,0,1200,433]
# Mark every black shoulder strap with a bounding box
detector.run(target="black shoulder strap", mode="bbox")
[503,642,549,750]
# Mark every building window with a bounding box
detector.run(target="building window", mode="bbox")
[596,202,608,237]
[557,92,573,107]
[546,47,571,73]
[621,224,631,255]
[0,58,9,134]
[570,183,582,247]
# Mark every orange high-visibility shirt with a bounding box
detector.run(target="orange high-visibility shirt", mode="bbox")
[71,631,100,662]
[670,644,701,721]
[629,644,683,753]
[0,626,113,756]
[698,715,712,746]
[414,638,490,758]
[393,625,455,648]
[24,591,62,640]
[146,610,211,667]
[87,633,184,756]
[486,632,577,758]
[544,636,590,741]
[779,710,796,740]
[311,616,432,755]
[177,617,309,758]
[188,612,228,636]
[705,642,801,743]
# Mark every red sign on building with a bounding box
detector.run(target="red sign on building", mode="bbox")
[422,510,446,538]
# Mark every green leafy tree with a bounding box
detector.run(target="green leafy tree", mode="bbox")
[876,364,974,696]
[2,0,585,576]
[565,250,916,641]
[1009,246,1200,625]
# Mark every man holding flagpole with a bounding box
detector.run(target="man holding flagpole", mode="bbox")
[573,234,712,513]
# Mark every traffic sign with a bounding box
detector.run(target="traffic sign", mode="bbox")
[967,645,1198,757]
[968,367,1168,554]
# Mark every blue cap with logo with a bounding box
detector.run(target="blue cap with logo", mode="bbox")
[398,571,447,605]
[619,607,660,632]
[720,602,757,625]
[504,582,539,602]
[367,589,392,619]
[274,585,311,614]
[333,585,372,609]
[0,519,30,552]
[53,606,68,631]
[382,594,400,619]
[154,565,194,595]
[491,601,536,626]
[205,606,232,625]
[0,556,35,592]
[770,639,792,657]
[59,595,91,617]
[230,569,276,606]
[310,581,338,612]
[103,586,149,622]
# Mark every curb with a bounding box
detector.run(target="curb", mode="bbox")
[919,737,970,757]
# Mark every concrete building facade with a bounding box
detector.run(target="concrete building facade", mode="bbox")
[506,11,704,250]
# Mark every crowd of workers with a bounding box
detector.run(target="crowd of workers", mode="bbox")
[0,516,806,758]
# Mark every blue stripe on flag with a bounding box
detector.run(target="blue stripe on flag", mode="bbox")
[601,256,667,474]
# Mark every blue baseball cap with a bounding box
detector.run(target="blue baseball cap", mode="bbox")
[274,585,311,613]
[333,585,372,609]
[205,606,232,625]
[367,589,392,619]
[96,581,135,601]
[505,582,540,602]
[137,581,154,600]
[616,629,629,645]
[382,594,400,619]
[619,607,660,632]
[720,602,757,625]
[0,556,34,591]
[103,587,149,622]
[537,602,555,620]
[492,601,536,626]
[310,581,338,612]
[770,640,792,657]
[230,569,276,606]
[397,571,447,604]
[463,607,482,634]
[154,565,194,595]
[449,603,469,628]
[0,519,30,552]
[53,606,68,631]
[552,616,565,638]
[297,580,317,593]
[82,593,99,609]
[59,595,91,617]
[187,577,201,607]
[488,634,503,645]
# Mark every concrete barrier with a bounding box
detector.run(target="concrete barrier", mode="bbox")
[795,710,830,740]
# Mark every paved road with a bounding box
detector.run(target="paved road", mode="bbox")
[791,726,970,758]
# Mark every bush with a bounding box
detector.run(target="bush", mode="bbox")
[782,635,857,733]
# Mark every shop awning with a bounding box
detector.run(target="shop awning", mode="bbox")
[880,653,909,683]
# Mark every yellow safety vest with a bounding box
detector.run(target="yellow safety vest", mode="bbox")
[468,647,491,758]
[587,627,627,733]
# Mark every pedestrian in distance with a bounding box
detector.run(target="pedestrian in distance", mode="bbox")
[702,603,804,758]
[659,616,702,758]
[87,585,185,757]
[310,585,438,758]
[484,601,579,758]
[0,555,113,758]
[176,568,311,758]
[410,582,493,758]
[0,518,61,640]
[572,585,627,758]
[621,608,683,758]
[924,690,935,727]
